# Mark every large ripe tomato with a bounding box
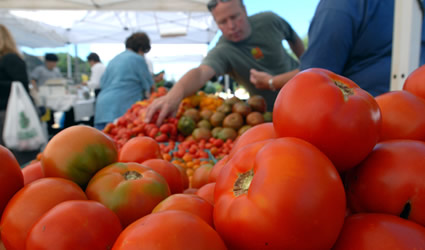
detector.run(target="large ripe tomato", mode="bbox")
[85,162,170,227]
[0,177,87,250]
[196,182,215,205]
[345,140,425,227]
[375,90,425,141]
[208,155,228,183]
[333,213,425,249]
[273,68,381,172]
[174,163,189,190]
[26,200,122,250]
[0,145,23,216]
[214,137,346,249]
[41,125,118,188]
[152,193,214,227]
[403,64,425,101]
[191,163,214,189]
[112,210,226,250]
[142,158,184,194]
[228,122,277,159]
[118,136,162,163]
[22,161,44,185]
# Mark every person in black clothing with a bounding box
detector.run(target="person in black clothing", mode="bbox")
[0,24,40,165]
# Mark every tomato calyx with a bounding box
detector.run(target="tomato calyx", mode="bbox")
[123,171,142,180]
[233,169,254,197]
[400,201,411,219]
[334,80,353,101]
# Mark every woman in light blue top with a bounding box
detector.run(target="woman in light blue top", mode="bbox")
[94,32,153,130]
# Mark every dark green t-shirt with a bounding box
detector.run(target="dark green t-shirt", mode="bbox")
[202,11,299,111]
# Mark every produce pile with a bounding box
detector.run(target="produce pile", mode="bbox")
[1,66,425,249]
[102,87,272,182]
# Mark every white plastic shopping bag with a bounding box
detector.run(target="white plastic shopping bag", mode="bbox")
[2,81,48,151]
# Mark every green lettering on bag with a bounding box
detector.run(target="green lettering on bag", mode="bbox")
[19,111,30,129]
[18,129,38,140]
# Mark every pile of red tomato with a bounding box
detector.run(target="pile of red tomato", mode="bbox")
[1,66,425,249]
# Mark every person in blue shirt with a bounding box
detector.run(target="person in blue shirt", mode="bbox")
[94,32,153,130]
[250,0,425,97]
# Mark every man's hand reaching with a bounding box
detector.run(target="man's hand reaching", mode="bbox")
[144,94,180,126]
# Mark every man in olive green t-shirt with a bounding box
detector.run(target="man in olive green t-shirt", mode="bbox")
[146,0,304,125]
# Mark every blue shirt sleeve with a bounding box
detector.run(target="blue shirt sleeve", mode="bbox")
[300,8,354,74]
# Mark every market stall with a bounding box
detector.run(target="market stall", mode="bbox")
[1,1,425,249]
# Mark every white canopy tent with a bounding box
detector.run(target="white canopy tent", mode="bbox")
[0,9,68,48]
[8,9,217,45]
[1,0,218,80]
[0,0,210,12]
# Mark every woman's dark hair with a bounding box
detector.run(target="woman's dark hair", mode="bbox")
[87,52,101,62]
[45,53,58,62]
[125,32,151,54]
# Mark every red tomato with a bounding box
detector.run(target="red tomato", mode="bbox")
[345,140,425,227]
[183,188,198,194]
[273,68,381,172]
[208,155,228,183]
[118,136,163,163]
[191,163,214,189]
[142,159,184,194]
[196,182,215,205]
[22,161,44,185]
[152,193,214,227]
[0,145,23,216]
[85,162,170,227]
[228,122,277,159]
[0,177,87,250]
[174,163,189,190]
[375,90,425,141]
[333,213,425,249]
[41,125,118,188]
[403,64,425,101]
[26,200,122,250]
[214,138,346,249]
[112,210,226,250]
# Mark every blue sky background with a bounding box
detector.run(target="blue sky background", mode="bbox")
[245,0,319,38]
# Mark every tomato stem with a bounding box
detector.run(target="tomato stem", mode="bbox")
[334,81,353,101]
[123,171,142,180]
[233,169,254,197]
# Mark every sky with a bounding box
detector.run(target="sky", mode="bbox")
[20,0,320,81]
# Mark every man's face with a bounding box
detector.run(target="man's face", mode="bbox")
[46,61,57,70]
[212,0,251,42]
